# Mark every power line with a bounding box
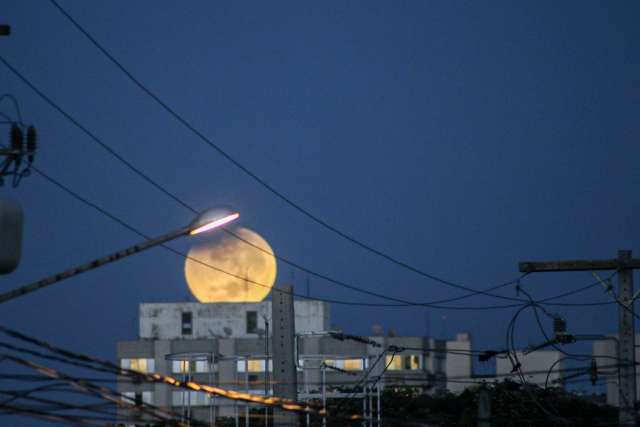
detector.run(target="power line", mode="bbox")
[44,0,541,300]
[22,160,616,311]
[1,56,548,310]
[0,323,620,426]
[0,325,346,421]
[0,354,201,426]
[2,55,618,311]
[0,94,23,124]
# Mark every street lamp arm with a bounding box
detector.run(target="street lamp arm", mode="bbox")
[0,225,190,304]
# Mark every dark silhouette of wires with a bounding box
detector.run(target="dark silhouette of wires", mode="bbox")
[11,157,616,311]
[43,0,544,301]
[1,55,619,311]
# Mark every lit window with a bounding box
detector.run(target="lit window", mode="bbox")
[406,355,421,370]
[121,358,155,373]
[343,359,364,371]
[324,359,365,371]
[248,359,265,372]
[384,354,420,370]
[130,358,147,372]
[385,355,403,371]
[237,359,272,373]
[172,360,211,373]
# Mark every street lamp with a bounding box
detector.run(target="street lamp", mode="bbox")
[0,206,239,304]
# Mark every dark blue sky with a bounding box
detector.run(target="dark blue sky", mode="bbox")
[2,0,639,401]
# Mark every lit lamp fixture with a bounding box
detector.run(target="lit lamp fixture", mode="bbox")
[0,206,239,304]
[189,207,240,236]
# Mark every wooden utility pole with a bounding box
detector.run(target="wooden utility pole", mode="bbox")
[520,250,640,427]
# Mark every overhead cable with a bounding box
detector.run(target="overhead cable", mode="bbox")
[43,1,539,300]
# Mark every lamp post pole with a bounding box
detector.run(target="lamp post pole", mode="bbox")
[0,207,239,305]
[0,226,190,304]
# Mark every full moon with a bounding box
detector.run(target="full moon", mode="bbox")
[184,228,277,303]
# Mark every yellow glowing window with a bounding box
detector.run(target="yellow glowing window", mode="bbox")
[247,360,265,372]
[237,360,271,373]
[385,355,403,371]
[343,359,364,371]
[131,358,147,372]
[406,355,420,370]
[323,359,364,371]
[124,358,155,373]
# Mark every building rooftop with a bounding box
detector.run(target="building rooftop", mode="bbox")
[139,300,330,340]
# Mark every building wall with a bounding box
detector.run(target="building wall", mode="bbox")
[495,350,563,387]
[593,334,640,406]
[446,333,473,393]
[139,301,330,340]
[119,301,482,423]
[117,334,472,414]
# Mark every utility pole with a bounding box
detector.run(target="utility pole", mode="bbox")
[262,314,270,427]
[477,384,491,427]
[519,250,640,427]
[271,284,298,426]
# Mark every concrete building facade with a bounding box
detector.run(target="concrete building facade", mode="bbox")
[139,301,330,340]
[495,351,564,387]
[117,300,560,425]
[593,335,640,406]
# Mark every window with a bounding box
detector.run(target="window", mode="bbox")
[172,391,210,407]
[121,391,153,405]
[248,359,265,372]
[195,360,211,373]
[237,359,272,373]
[385,354,403,371]
[172,360,191,374]
[172,360,212,373]
[121,358,155,373]
[324,359,366,371]
[405,354,420,370]
[246,311,258,334]
[181,312,193,335]
[343,359,364,371]
[385,354,421,371]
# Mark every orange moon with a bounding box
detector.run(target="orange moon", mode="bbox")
[184,228,277,302]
